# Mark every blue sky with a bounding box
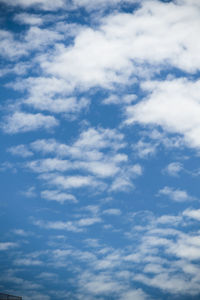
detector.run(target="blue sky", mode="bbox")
[0,0,200,299]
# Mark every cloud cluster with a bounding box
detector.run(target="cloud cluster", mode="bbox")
[1,0,200,141]
[0,0,139,11]
[7,127,141,196]
[28,207,200,298]
[1,1,200,300]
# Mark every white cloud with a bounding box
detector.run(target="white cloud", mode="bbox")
[0,0,140,12]
[158,186,196,202]
[126,78,200,149]
[15,76,89,114]
[78,272,122,295]
[8,144,33,157]
[41,190,77,204]
[33,216,101,232]
[133,140,158,158]
[0,30,27,59]
[133,129,185,160]
[39,173,98,190]
[183,208,200,221]
[30,208,200,297]
[75,160,120,178]
[2,111,58,134]
[0,161,16,173]
[103,208,121,216]
[119,289,148,300]
[14,258,42,266]
[24,26,63,50]
[163,162,183,177]
[0,0,66,10]
[0,242,17,250]
[21,186,36,198]
[13,13,43,26]
[77,267,149,300]
[0,25,63,61]
[103,94,137,105]
[3,0,200,139]
[168,234,200,261]
[130,164,143,176]
[72,0,123,12]
[26,153,121,179]
[35,0,200,95]
[13,229,29,236]
[37,272,58,280]
[30,138,69,156]
[77,217,101,227]
[156,215,182,226]
[110,176,133,192]
[125,211,200,295]
[134,272,199,295]
[27,158,72,173]
[74,127,125,151]
[31,127,125,159]
[110,163,142,192]
[34,219,83,232]
[25,127,135,192]
[27,96,89,114]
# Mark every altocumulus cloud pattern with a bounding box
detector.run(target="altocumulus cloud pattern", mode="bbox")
[1,0,200,299]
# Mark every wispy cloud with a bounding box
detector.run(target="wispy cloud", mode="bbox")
[41,190,77,204]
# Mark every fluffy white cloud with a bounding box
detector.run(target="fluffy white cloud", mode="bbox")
[37,0,200,94]
[168,234,200,261]
[2,111,58,134]
[0,26,63,61]
[183,208,200,221]
[30,138,69,156]
[3,0,200,127]
[12,76,89,114]
[0,30,27,59]
[126,78,200,149]
[73,127,125,151]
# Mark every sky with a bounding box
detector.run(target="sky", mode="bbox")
[0,0,200,299]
